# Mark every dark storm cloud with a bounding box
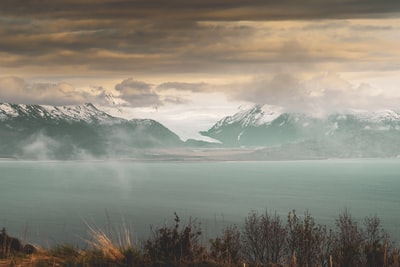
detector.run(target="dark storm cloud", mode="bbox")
[0,17,228,72]
[1,0,399,20]
[0,0,399,76]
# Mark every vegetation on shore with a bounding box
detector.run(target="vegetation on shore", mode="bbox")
[1,210,399,267]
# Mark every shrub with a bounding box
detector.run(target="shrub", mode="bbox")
[144,213,205,265]
[286,210,330,267]
[331,209,365,267]
[210,225,242,266]
[364,215,389,267]
[242,211,286,266]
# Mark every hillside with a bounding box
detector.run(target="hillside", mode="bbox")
[201,105,400,158]
[0,103,183,159]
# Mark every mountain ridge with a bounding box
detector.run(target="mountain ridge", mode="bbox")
[0,102,117,123]
[0,102,184,159]
[2,102,400,160]
[206,104,400,129]
[201,104,400,158]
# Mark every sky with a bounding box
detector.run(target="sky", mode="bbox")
[1,0,400,139]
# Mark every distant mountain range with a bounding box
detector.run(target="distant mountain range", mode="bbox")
[201,105,400,159]
[1,102,400,160]
[0,103,183,159]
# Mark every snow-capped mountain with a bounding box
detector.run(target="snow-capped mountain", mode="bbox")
[0,103,183,159]
[201,104,400,158]
[3,101,400,160]
[201,105,313,146]
[210,105,283,129]
[0,103,116,123]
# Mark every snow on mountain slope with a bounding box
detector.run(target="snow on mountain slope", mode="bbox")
[351,109,400,123]
[213,104,283,129]
[202,104,400,147]
[0,103,116,123]
[209,104,400,131]
[0,102,186,159]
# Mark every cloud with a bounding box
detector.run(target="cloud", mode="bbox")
[115,78,161,107]
[157,82,209,92]
[1,1,399,21]
[163,96,189,105]
[114,79,212,107]
[1,74,398,115]
[0,0,399,78]
[0,76,90,105]
[231,74,309,110]
[21,132,60,160]
[89,86,125,106]
[232,73,400,114]
[0,76,204,108]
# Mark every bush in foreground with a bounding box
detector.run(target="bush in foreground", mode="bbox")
[0,210,399,267]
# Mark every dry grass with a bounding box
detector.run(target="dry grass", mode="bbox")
[1,212,399,267]
[0,221,138,267]
[83,219,135,263]
[0,250,57,267]
[84,223,124,261]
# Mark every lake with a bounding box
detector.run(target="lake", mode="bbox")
[0,159,399,247]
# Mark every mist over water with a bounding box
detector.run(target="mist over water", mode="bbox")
[1,159,399,247]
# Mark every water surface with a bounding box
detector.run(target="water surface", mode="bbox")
[1,159,399,246]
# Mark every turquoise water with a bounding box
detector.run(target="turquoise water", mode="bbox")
[0,159,399,246]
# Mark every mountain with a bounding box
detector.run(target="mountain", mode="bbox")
[0,103,183,159]
[3,102,400,160]
[201,105,400,158]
